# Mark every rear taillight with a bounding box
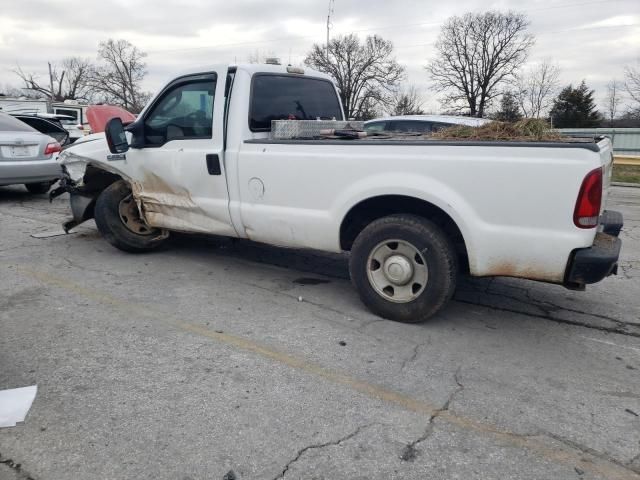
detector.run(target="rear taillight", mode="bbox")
[573,167,603,229]
[44,142,62,157]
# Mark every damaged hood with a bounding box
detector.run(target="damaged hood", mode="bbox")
[70,131,105,146]
[86,105,137,133]
[57,135,128,184]
[58,104,137,181]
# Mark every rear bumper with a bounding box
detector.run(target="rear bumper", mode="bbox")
[600,210,623,236]
[564,210,623,288]
[0,158,62,186]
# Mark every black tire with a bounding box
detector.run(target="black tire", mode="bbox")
[94,180,169,253]
[25,182,52,194]
[349,214,458,323]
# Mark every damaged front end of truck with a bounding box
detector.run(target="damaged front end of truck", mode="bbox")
[50,140,132,233]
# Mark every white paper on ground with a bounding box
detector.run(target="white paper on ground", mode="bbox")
[0,385,37,428]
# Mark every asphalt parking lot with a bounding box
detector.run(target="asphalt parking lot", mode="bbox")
[0,185,638,480]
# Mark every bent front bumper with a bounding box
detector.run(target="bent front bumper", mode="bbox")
[49,168,98,233]
[564,210,623,289]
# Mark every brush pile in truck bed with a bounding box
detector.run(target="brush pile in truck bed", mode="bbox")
[271,118,599,143]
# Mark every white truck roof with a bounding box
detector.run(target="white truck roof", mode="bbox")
[170,63,334,82]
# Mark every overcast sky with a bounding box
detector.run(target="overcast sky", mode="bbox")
[1,0,638,112]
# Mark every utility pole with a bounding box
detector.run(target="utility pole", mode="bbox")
[326,0,335,62]
[47,62,55,102]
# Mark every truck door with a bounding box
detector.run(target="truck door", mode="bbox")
[122,70,236,236]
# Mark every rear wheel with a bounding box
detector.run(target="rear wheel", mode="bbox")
[94,180,169,253]
[349,214,458,323]
[25,182,52,194]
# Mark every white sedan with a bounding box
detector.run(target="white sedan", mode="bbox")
[365,115,491,135]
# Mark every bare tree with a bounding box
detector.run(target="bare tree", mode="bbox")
[0,83,37,98]
[514,60,560,118]
[391,85,425,116]
[89,39,150,113]
[426,11,534,117]
[13,57,93,102]
[304,34,405,119]
[358,97,383,121]
[12,66,49,99]
[61,57,94,101]
[603,80,622,125]
[625,61,640,117]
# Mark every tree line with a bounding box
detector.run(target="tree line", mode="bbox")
[5,12,640,126]
[305,10,639,127]
[7,39,150,113]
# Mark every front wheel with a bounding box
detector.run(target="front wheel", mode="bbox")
[349,214,458,323]
[94,180,169,253]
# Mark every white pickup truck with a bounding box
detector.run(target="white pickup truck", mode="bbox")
[53,63,623,323]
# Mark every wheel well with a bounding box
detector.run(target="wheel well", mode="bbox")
[82,165,123,193]
[69,165,124,223]
[339,195,469,272]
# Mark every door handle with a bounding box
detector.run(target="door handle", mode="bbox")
[206,154,221,175]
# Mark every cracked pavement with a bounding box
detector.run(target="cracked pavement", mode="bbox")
[0,185,639,480]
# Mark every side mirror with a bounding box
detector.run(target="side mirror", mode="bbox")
[105,117,129,154]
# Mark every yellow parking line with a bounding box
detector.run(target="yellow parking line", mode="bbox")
[17,267,639,480]
[177,321,440,416]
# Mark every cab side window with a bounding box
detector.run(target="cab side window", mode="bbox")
[143,75,216,146]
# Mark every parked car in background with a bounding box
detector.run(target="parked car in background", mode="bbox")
[52,101,89,143]
[0,97,89,143]
[365,115,491,135]
[12,114,71,146]
[0,112,62,194]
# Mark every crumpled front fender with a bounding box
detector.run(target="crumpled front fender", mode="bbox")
[52,146,129,232]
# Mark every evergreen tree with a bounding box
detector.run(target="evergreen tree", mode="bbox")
[495,91,523,122]
[549,81,602,127]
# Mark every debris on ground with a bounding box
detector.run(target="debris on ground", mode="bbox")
[31,230,76,239]
[0,386,37,428]
[222,470,237,480]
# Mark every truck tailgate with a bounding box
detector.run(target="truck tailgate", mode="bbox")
[598,137,614,212]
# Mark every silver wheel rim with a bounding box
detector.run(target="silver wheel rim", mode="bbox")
[366,239,428,303]
[118,194,155,236]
